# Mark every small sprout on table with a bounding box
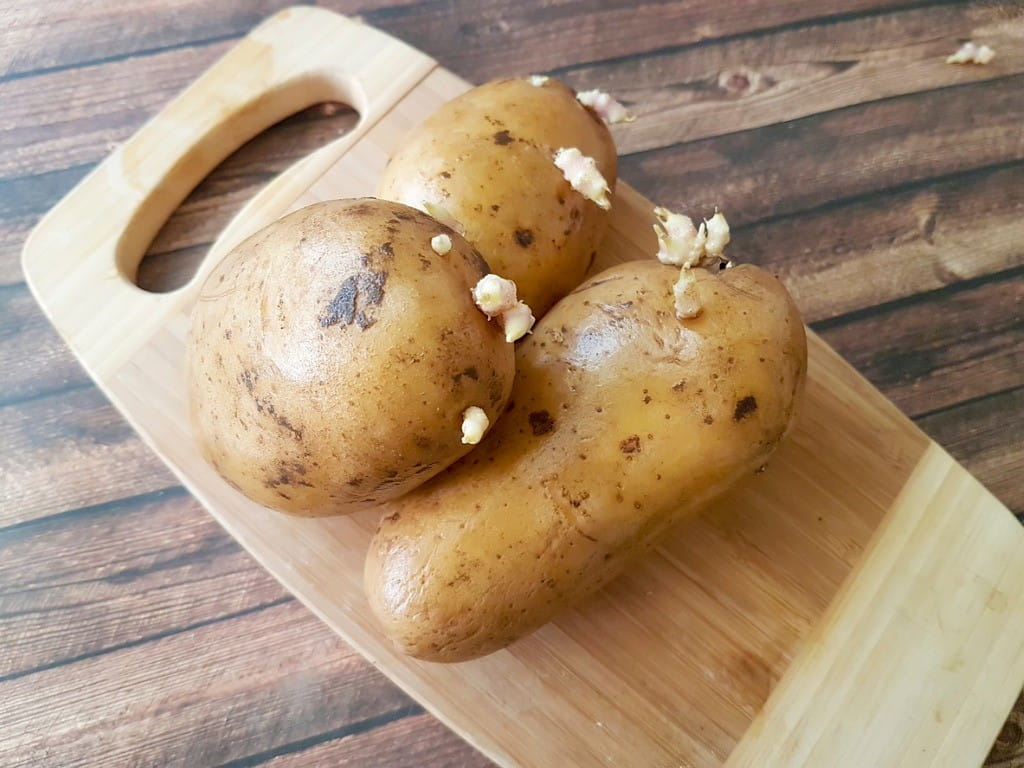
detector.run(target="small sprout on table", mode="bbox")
[553,147,612,210]
[946,41,996,65]
[461,406,490,445]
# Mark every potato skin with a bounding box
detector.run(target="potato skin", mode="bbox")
[377,77,618,316]
[187,199,514,516]
[365,261,807,661]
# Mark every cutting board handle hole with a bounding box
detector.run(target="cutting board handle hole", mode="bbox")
[132,100,358,293]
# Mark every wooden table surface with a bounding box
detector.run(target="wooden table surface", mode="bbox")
[2,1,1022,766]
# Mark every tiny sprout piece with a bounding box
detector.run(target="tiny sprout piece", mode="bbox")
[703,211,731,258]
[553,148,612,210]
[653,207,707,267]
[461,406,490,445]
[502,301,536,343]
[946,41,996,65]
[430,233,452,255]
[576,89,636,124]
[422,201,465,235]
[472,274,518,318]
[673,269,702,319]
[528,75,550,87]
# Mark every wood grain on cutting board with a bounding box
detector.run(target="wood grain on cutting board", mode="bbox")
[8,4,1024,768]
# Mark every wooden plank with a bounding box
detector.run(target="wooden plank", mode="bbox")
[1,42,231,181]
[0,0,930,81]
[0,286,90,404]
[562,2,1024,154]
[736,162,1024,322]
[0,0,283,77]
[0,388,176,528]
[262,712,490,768]
[816,274,1024,417]
[620,74,1024,226]
[917,387,1024,517]
[0,490,278,678]
[0,600,415,767]
[359,0,938,82]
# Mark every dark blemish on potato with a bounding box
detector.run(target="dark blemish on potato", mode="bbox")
[514,229,534,247]
[264,461,314,489]
[239,369,257,393]
[464,366,479,381]
[493,130,513,145]
[619,435,641,454]
[734,395,758,421]
[379,242,395,258]
[528,410,555,436]
[414,435,433,449]
[254,398,304,441]
[673,380,686,392]
[384,512,400,523]
[491,204,500,212]
[643,395,652,404]
[440,171,451,179]
[347,200,376,217]
[223,329,232,340]
[704,415,714,425]
[319,270,388,330]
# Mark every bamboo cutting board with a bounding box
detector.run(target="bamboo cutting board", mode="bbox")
[21,7,1024,767]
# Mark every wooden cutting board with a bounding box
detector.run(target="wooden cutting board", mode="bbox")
[21,7,1024,767]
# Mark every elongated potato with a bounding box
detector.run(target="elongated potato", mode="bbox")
[365,260,807,661]
[378,77,618,316]
[188,199,514,516]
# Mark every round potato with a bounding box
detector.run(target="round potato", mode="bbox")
[365,260,807,661]
[187,198,515,516]
[378,77,618,316]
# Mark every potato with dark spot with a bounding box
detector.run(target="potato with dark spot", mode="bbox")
[378,77,618,316]
[187,199,514,516]
[365,260,806,661]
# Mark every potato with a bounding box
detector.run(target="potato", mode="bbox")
[187,198,515,516]
[365,260,807,661]
[377,77,618,316]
